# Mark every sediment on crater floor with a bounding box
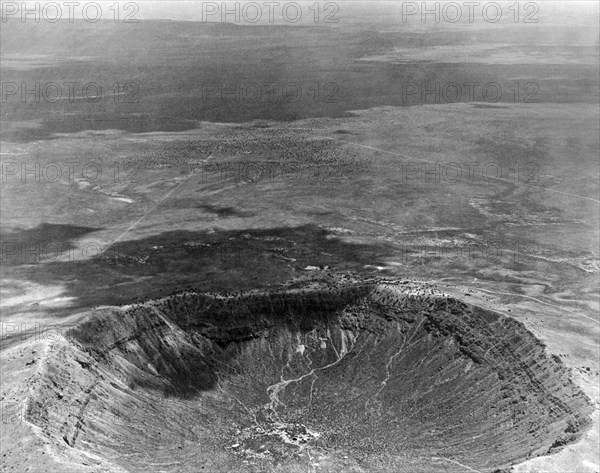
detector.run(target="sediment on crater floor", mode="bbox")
[25,281,593,473]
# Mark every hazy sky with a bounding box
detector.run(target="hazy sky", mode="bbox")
[10,1,600,23]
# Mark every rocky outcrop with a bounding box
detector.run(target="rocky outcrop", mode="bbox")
[25,281,593,473]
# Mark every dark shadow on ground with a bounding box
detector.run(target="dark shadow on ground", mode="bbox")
[0,223,101,266]
[190,204,254,217]
[4,224,395,315]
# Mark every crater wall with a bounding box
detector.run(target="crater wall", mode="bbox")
[25,283,593,472]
